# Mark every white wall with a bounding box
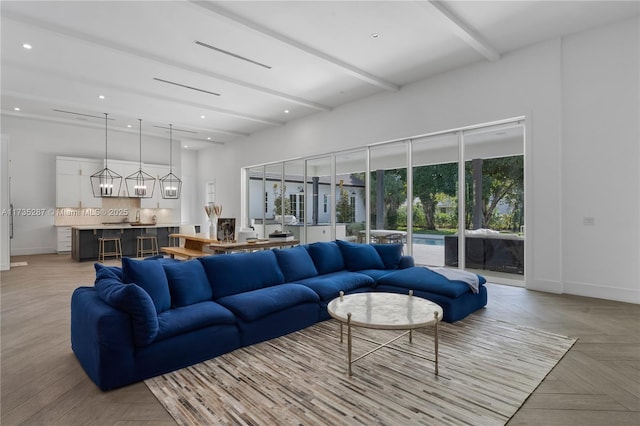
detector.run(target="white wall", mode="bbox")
[180,149,199,225]
[1,117,183,255]
[561,17,640,302]
[0,135,10,270]
[196,142,239,231]
[205,16,638,303]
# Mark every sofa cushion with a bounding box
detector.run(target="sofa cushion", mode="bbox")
[336,240,385,271]
[122,257,171,314]
[94,262,123,282]
[156,301,236,342]
[94,277,159,346]
[273,246,318,282]
[372,243,404,270]
[356,269,395,281]
[305,242,345,274]
[377,267,481,298]
[216,283,320,322]
[163,260,212,307]
[294,271,374,301]
[199,250,285,299]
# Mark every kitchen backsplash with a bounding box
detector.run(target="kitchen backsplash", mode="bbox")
[54,197,175,226]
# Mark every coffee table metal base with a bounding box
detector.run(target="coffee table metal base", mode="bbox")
[339,311,439,377]
[328,291,442,378]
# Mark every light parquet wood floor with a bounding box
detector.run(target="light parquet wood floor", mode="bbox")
[1,254,639,425]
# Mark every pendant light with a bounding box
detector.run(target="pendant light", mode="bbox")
[90,113,122,197]
[125,119,155,198]
[160,124,182,199]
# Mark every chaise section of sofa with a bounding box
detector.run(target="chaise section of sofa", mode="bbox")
[374,267,488,323]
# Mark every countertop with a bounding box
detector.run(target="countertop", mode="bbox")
[71,223,183,230]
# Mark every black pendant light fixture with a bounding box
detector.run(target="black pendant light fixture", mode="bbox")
[90,113,122,197]
[125,119,155,198]
[160,124,182,199]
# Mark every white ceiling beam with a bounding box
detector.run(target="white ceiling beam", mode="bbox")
[2,90,251,138]
[4,61,284,127]
[189,1,400,92]
[2,10,331,113]
[417,1,501,62]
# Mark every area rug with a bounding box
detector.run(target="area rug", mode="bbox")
[146,316,576,426]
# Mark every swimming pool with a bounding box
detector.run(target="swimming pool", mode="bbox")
[412,235,445,246]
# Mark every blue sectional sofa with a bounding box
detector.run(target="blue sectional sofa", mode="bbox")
[71,241,487,390]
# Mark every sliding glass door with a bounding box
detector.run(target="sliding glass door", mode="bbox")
[243,118,525,285]
[411,133,459,267]
[463,124,525,278]
[368,142,408,245]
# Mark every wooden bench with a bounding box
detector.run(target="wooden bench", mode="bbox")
[161,246,209,260]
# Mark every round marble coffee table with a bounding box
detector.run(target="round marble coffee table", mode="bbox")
[327,291,443,377]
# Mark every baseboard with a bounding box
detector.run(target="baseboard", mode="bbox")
[527,278,562,294]
[563,280,639,304]
[10,247,57,256]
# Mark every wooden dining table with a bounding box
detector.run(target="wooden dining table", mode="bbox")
[162,233,218,259]
[208,239,299,254]
[162,234,299,258]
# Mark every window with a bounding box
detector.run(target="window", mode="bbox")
[349,194,356,222]
[290,193,305,222]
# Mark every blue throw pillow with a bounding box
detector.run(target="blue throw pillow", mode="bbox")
[372,243,404,269]
[336,240,385,271]
[144,255,180,264]
[305,242,346,274]
[273,246,318,282]
[94,277,159,346]
[94,262,123,282]
[122,257,171,314]
[163,260,212,307]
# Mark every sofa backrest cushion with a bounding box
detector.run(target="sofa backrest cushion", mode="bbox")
[94,277,159,346]
[273,246,318,282]
[163,260,212,307]
[336,240,385,271]
[305,241,346,274]
[199,250,285,299]
[122,257,171,314]
[372,243,404,270]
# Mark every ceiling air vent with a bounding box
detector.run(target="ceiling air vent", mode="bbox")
[153,78,221,97]
[194,40,271,69]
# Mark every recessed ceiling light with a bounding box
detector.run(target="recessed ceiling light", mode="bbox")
[98,95,105,99]
[127,124,132,128]
[13,107,21,111]
[371,33,379,39]
[184,145,188,148]
[284,109,290,114]
[22,43,32,50]
[200,115,206,119]
[207,137,211,140]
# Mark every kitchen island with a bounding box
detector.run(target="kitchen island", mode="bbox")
[71,224,196,261]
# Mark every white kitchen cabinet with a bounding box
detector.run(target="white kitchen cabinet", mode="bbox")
[79,159,103,208]
[56,157,81,207]
[56,157,103,208]
[56,226,72,253]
